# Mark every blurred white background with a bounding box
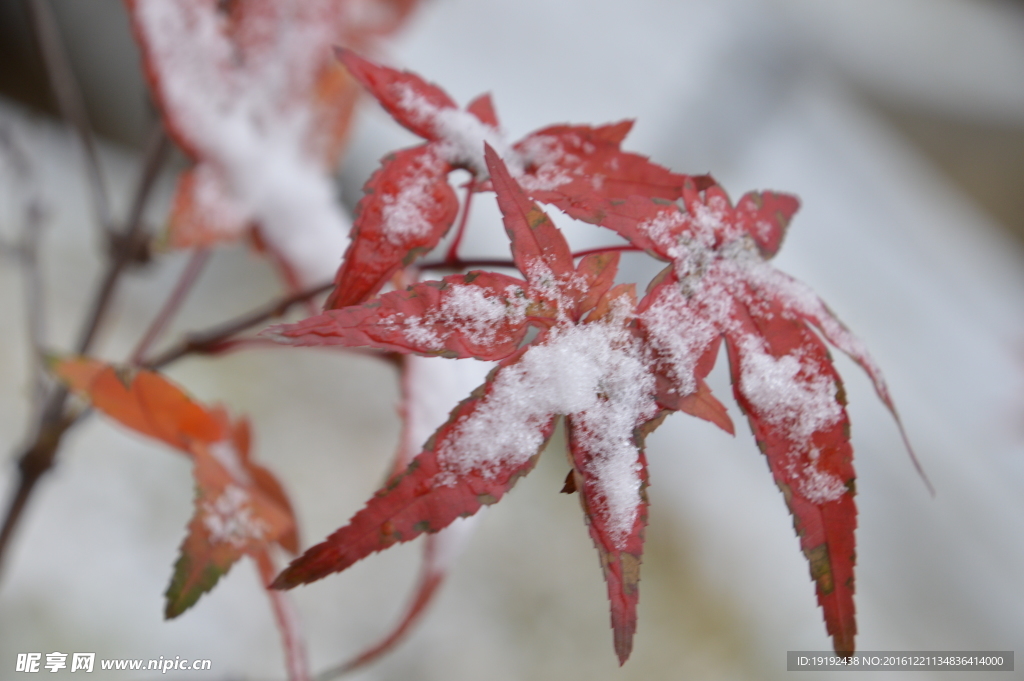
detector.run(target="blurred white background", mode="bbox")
[1,0,1023,679]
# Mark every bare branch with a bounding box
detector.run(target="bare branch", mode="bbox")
[255,551,310,681]
[0,123,171,579]
[75,124,171,354]
[145,281,335,369]
[130,248,210,365]
[0,122,50,418]
[24,0,113,236]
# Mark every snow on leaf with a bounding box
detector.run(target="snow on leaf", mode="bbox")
[271,364,553,588]
[273,154,665,663]
[336,48,511,176]
[734,190,800,258]
[51,357,298,617]
[127,0,415,285]
[271,271,530,360]
[486,144,574,285]
[325,53,711,318]
[336,47,458,142]
[168,420,296,618]
[723,292,857,656]
[513,123,689,206]
[565,413,649,665]
[325,145,458,308]
[601,180,898,656]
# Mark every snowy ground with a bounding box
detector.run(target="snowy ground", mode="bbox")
[1,0,1022,679]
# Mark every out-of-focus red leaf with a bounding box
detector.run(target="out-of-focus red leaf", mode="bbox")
[166,167,251,249]
[466,93,500,128]
[51,357,221,450]
[167,421,295,617]
[127,0,415,284]
[51,357,298,617]
[326,145,458,308]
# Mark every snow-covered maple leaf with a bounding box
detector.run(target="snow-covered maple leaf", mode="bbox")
[585,177,924,655]
[51,357,298,617]
[269,146,667,663]
[325,50,693,308]
[127,0,417,286]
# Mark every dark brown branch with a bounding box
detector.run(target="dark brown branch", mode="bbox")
[24,0,113,235]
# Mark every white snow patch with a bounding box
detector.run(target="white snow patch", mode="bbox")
[202,484,268,548]
[438,284,525,347]
[640,283,723,395]
[434,108,517,177]
[737,335,842,443]
[515,134,576,192]
[381,149,447,245]
[395,82,519,177]
[797,463,847,503]
[394,283,527,352]
[438,303,657,545]
[401,315,444,350]
[745,263,893,404]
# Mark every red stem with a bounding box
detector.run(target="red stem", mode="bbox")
[130,248,210,365]
[444,182,475,266]
[255,550,310,681]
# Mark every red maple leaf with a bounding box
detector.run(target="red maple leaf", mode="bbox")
[270,146,670,663]
[584,178,926,655]
[51,357,298,617]
[324,50,696,308]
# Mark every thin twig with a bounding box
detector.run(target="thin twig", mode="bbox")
[255,550,310,681]
[0,123,49,415]
[444,182,475,265]
[24,0,112,236]
[145,281,335,369]
[75,125,170,354]
[0,123,171,579]
[21,201,49,415]
[130,248,210,365]
[416,258,517,272]
[570,243,641,258]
